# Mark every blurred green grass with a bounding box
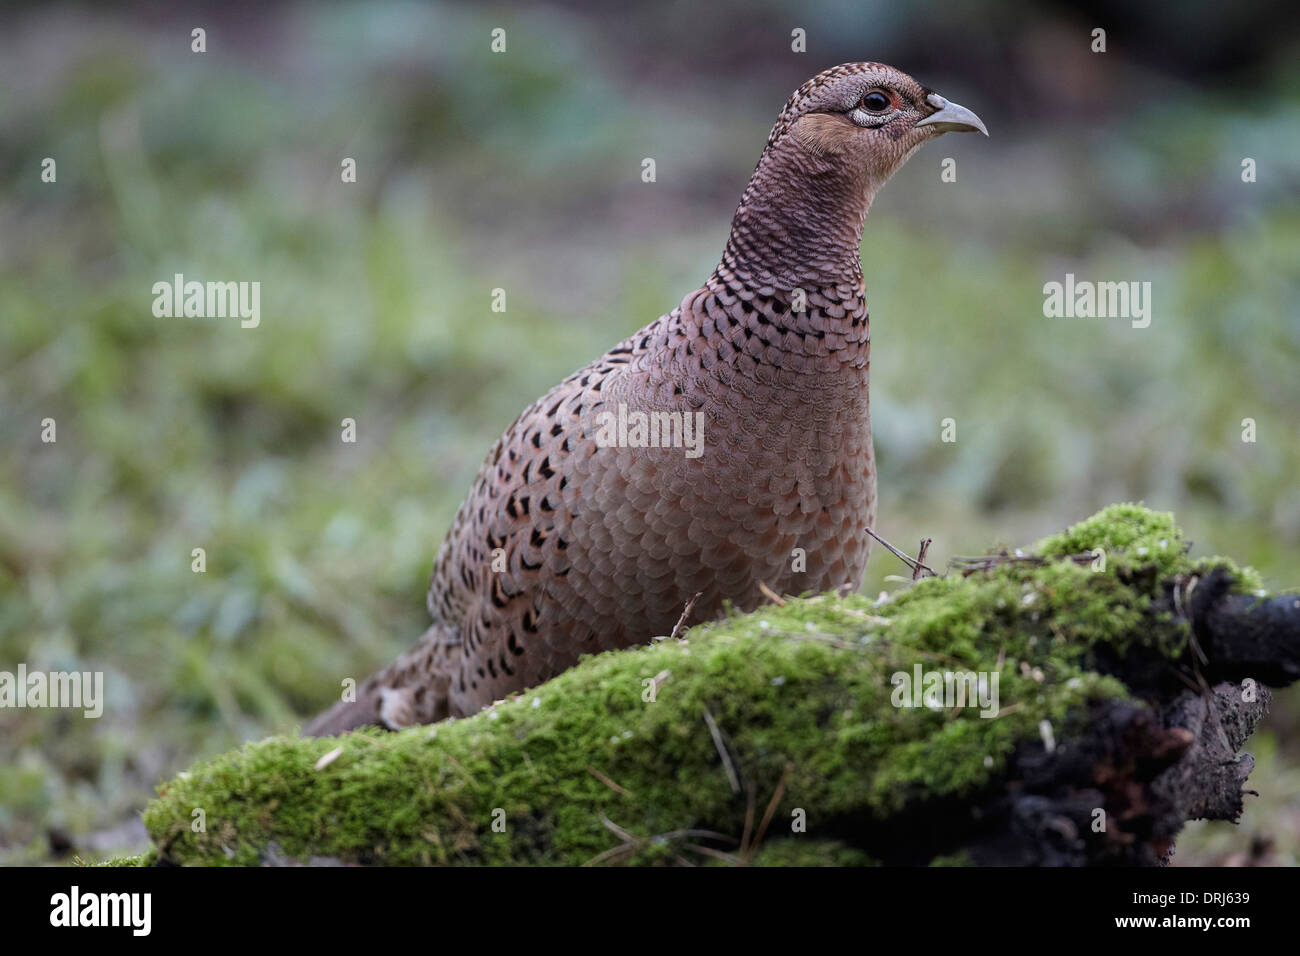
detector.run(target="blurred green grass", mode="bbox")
[1,2,1297,864]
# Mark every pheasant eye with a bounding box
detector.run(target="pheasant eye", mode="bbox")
[860,91,891,113]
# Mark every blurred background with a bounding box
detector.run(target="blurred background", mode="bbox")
[1,0,1297,865]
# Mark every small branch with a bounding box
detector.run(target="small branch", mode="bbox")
[865,526,936,578]
[584,819,738,868]
[598,814,636,843]
[583,840,637,867]
[913,538,933,581]
[757,580,787,606]
[950,550,1096,575]
[739,782,756,857]
[703,708,741,793]
[669,591,704,641]
[587,765,632,797]
[682,843,742,865]
[747,764,791,860]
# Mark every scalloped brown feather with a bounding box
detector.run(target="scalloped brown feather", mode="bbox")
[305,62,955,735]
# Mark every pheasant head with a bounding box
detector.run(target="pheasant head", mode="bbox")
[723,62,987,287]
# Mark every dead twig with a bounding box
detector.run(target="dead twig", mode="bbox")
[599,814,636,843]
[583,841,639,867]
[1176,575,1210,668]
[669,591,704,641]
[703,708,741,793]
[583,818,738,867]
[757,580,787,607]
[949,550,1097,575]
[587,765,632,797]
[682,843,742,865]
[739,782,756,856]
[865,526,936,578]
[913,538,933,581]
[746,763,791,861]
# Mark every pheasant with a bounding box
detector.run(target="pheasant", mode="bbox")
[305,62,986,735]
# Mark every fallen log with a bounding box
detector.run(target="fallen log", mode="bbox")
[129,504,1296,866]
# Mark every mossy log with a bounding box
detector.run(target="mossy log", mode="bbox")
[136,505,1299,866]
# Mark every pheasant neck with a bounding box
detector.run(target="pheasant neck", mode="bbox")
[717,142,876,291]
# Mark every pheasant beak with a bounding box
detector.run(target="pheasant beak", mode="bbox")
[916,93,988,136]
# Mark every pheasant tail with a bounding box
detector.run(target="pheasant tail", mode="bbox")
[303,625,456,735]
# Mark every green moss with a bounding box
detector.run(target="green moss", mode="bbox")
[1036,502,1183,574]
[749,840,876,867]
[1037,502,1262,594]
[94,849,157,867]
[140,505,1263,866]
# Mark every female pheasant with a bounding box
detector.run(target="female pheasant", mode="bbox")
[306,62,986,735]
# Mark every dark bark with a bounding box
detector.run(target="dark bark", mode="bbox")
[926,568,1294,866]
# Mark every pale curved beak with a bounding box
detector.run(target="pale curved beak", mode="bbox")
[916,92,988,136]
